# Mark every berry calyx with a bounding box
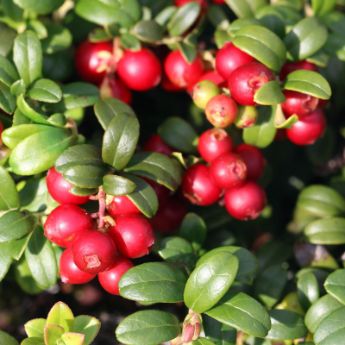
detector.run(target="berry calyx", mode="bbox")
[198,128,233,163]
[210,153,247,189]
[205,94,238,128]
[46,168,90,205]
[60,248,95,285]
[110,215,155,258]
[98,257,133,295]
[215,42,254,80]
[224,182,266,220]
[143,134,173,156]
[280,60,317,80]
[107,196,140,217]
[192,80,220,109]
[72,230,118,274]
[228,62,275,106]
[182,164,221,206]
[281,91,319,117]
[44,204,93,247]
[117,48,162,91]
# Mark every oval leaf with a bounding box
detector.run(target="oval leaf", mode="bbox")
[324,269,345,305]
[28,78,62,103]
[103,174,136,196]
[0,167,19,211]
[254,80,285,105]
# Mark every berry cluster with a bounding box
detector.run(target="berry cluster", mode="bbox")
[182,128,266,221]
[44,168,155,295]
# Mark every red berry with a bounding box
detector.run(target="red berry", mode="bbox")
[44,204,93,247]
[198,70,225,86]
[286,109,326,146]
[281,91,319,117]
[235,144,265,181]
[75,40,113,85]
[46,168,90,205]
[101,76,132,104]
[182,164,221,206]
[110,215,155,258]
[164,50,204,89]
[228,62,275,106]
[98,257,133,295]
[117,48,162,91]
[210,153,247,189]
[224,182,266,220]
[143,134,173,156]
[174,0,207,8]
[60,248,95,284]
[280,60,317,80]
[107,196,140,217]
[205,94,238,128]
[215,42,254,80]
[72,230,118,274]
[198,128,233,163]
[145,179,171,205]
[213,0,225,3]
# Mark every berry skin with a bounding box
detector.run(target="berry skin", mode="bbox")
[224,182,266,221]
[235,144,265,181]
[210,153,248,189]
[145,179,171,204]
[117,48,162,91]
[44,204,93,247]
[72,230,118,274]
[213,0,225,3]
[215,42,254,80]
[107,196,140,217]
[228,62,275,106]
[174,0,208,8]
[205,94,238,128]
[75,41,113,85]
[60,248,95,284]
[98,257,133,295]
[46,168,90,205]
[192,80,220,109]
[143,134,173,156]
[198,128,233,163]
[235,106,258,128]
[286,109,326,146]
[198,70,225,86]
[280,60,317,80]
[100,76,132,104]
[164,50,204,89]
[182,164,221,206]
[110,215,155,258]
[281,91,319,117]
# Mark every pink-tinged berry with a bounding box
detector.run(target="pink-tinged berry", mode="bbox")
[281,90,319,117]
[107,196,140,217]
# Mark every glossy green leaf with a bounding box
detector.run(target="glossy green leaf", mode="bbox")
[71,315,101,345]
[0,166,19,210]
[120,33,141,51]
[46,302,74,332]
[116,310,180,345]
[192,338,216,345]
[184,251,239,313]
[254,80,285,105]
[28,78,62,103]
[21,337,44,345]
[24,318,46,338]
[225,0,268,18]
[42,22,73,54]
[0,56,19,87]
[61,82,99,110]
[133,20,164,43]
[60,332,85,345]
[14,258,43,294]
[0,330,19,345]
[155,6,177,26]
[13,0,63,14]
[312,0,336,16]
[10,234,32,261]
[274,105,298,128]
[297,271,319,310]
[44,323,64,345]
[0,82,15,114]
[179,213,207,245]
[0,241,13,281]
[324,269,345,305]
[103,174,136,196]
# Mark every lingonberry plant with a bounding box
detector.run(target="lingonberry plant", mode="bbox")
[1,0,345,345]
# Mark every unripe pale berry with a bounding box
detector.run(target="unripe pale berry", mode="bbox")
[280,60,317,80]
[107,196,140,217]
[281,90,319,117]
[44,204,93,247]
[143,134,173,156]
[192,80,220,109]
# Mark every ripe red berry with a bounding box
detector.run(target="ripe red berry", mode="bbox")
[75,40,113,85]
[143,134,173,156]
[213,0,225,3]
[281,90,319,117]
[44,204,93,247]
[145,179,171,204]
[107,196,140,217]
[198,70,225,86]
[46,167,90,205]
[72,230,118,274]
[60,248,95,284]
[110,215,155,258]
[235,144,265,181]
[205,94,238,128]
[280,60,317,80]
[182,164,221,206]
[98,257,133,295]
[164,50,204,89]
[286,109,326,146]
[210,153,247,189]
[228,62,275,106]
[215,42,254,80]
[198,128,233,163]
[117,48,162,91]
[174,0,208,8]
[101,76,132,104]
[224,182,266,220]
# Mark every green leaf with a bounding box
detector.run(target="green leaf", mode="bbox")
[46,302,74,332]
[11,79,26,97]
[274,104,298,128]
[193,339,216,345]
[133,20,164,43]
[266,309,307,340]
[115,310,180,345]
[225,0,268,18]
[25,227,58,289]
[158,117,198,153]
[102,112,139,170]
[28,78,62,103]
[125,152,182,191]
[71,315,101,345]
[10,234,32,261]
[304,217,345,245]
[0,241,13,281]
[179,212,207,245]
[0,24,16,57]
[17,94,51,125]
[9,127,74,175]
[0,56,19,87]
[254,80,285,105]
[119,262,187,304]
[120,33,141,51]
[312,0,336,16]
[0,82,16,114]
[206,292,271,337]
[103,174,136,196]
[42,22,73,54]
[184,251,239,313]
[62,165,107,189]
[21,337,45,345]
[297,271,319,310]
[60,332,85,345]
[0,210,34,243]
[24,318,46,338]
[44,323,64,345]
[13,31,42,86]
[0,166,19,210]
[61,82,99,110]
[285,17,328,60]
[324,269,345,305]
[233,25,286,71]
[0,330,19,345]
[155,6,177,26]
[13,0,63,14]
